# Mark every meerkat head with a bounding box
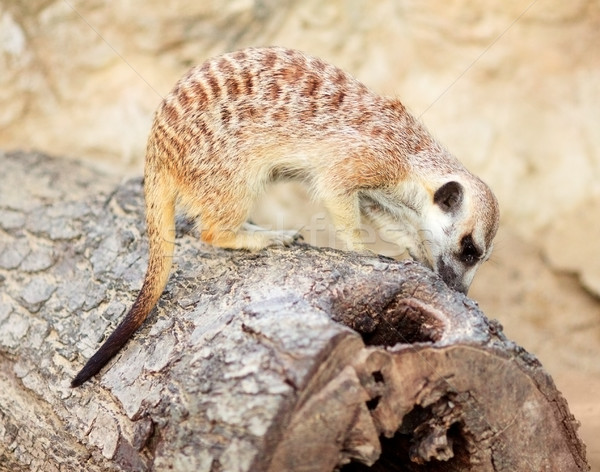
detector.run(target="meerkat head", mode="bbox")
[360,172,498,294]
[419,175,499,294]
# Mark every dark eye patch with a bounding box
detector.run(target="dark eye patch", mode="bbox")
[457,234,482,266]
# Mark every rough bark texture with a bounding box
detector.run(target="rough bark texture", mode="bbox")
[0,151,589,471]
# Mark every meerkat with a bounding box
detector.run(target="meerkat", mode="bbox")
[71,47,499,387]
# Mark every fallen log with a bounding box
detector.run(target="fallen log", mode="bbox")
[0,151,589,471]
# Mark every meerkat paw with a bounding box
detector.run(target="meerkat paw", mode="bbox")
[352,243,374,255]
[347,242,374,256]
[262,228,301,247]
[334,228,367,253]
[205,224,301,251]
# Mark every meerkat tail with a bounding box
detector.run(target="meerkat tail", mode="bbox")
[71,165,176,387]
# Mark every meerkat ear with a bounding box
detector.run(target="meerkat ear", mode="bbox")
[434,181,463,213]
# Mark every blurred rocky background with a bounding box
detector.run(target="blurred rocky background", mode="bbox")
[1,0,598,467]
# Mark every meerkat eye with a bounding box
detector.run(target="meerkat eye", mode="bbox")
[458,234,482,266]
[434,181,463,213]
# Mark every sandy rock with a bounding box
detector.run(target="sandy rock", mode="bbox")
[542,197,600,298]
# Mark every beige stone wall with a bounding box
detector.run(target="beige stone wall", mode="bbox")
[2,1,599,232]
[2,0,599,465]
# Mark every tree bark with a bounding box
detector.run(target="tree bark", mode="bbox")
[0,150,589,471]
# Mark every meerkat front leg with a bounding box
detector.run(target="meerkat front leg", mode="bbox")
[360,199,426,262]
[321,191,366,252]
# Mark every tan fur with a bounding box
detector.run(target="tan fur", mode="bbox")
[72,47,499,386]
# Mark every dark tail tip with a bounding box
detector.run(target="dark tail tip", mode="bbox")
[71,372,87,388]
[70,297,154,388]
[70,353,108,388]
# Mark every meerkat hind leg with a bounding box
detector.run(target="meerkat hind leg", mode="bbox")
[203,222,298,251]
[184,182,297,251]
